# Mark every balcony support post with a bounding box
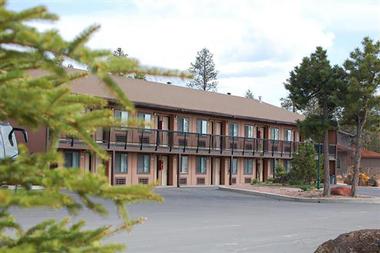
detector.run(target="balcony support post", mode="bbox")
[243,137,246,155]
[140,130,144,150]
[124,130,128,150]
[220,136,223,154]
[183,132,187,152]
[208,134,212,153]
[272,140,274,156]
[108,129,111,149]
[232,136,235,155]
[155,129,159,151]
[196,133,200,153]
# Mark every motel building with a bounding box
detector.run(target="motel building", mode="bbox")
[25,70,338,187]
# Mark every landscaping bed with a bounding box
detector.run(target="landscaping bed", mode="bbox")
[230,184,372,199]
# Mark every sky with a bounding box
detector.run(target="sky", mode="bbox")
[8,0,380,106]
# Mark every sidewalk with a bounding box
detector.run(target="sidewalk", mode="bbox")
[218,185,380,204]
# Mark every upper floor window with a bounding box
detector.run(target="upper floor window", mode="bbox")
[231,158,238,175]
[180,156,189,174]
[244,125,254,138]
[196,156,207,174]
[196,120,208,135]
[64,151,80,168]
[177,117,190,133]
[137,154,150,174]
[138,112,152,129]
[270,128,279,140]
[114,110,129,122]
[244,158,253,175]
[285,129,293,142]
[229,123,239,137]
[115,152,128,173]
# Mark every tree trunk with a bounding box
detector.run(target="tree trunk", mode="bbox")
[351,120,363,197]
[323,129,330,196]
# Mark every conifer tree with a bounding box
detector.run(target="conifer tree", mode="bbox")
[187,48,218,91]
[245,89,254,99]
[0,1,180,252]
[284,47,346,196]
[340,37,380,197]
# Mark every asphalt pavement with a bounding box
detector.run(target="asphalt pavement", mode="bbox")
[10,187,380,253]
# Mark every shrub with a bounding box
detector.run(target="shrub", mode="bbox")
[344,174,353,185]
[368,176,378,187]
[273,164,288,184]
[289,142,317,184]
[359,172,369,186]
[251,178,259,185]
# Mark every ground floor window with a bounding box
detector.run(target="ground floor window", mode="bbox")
[284,160,291,173]
[244,158,253,175]
[180,156,189,174]
[231,158,238,175]
[64,151,80,168]
[196,157,207,174]
[271,159,278,174]
[137,154,150,174]
[115,152,128,173]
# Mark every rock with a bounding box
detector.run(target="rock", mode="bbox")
[331,186,351,196]
[315,229,380,253]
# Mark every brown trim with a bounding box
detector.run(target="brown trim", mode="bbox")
[133,102,298,127]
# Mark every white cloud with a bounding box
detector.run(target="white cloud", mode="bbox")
[28,0,380,106]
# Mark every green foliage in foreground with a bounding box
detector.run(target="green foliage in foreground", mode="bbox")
[0,1,177,252]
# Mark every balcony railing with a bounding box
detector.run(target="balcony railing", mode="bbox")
[60,127,336,159]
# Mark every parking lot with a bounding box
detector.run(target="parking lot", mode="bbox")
[12,187,380,253]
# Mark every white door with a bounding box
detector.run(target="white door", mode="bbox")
[160,156,168,186]
[213,158,220,185]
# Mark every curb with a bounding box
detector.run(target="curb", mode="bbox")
[218,186,380,204]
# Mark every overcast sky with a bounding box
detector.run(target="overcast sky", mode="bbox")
[9,0,380,106]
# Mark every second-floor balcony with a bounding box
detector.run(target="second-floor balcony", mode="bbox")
[59,127,337,159]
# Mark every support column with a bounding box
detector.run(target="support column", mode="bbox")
[111,150,115,185]
[177,154,181,187]
[229,156,233,185]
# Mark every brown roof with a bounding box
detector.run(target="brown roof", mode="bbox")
[28,69,304,125]
[361,149,380,159]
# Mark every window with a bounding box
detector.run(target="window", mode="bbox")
[231,158,238,175]
[244,159,253,175]
[177,117,189,133]
[196,120,208,135]
[138,113,152,129]
[0,132,4,159]
[270,128,279,140]
[284,160,292,173]
[114,110,129,122]
[115,153,128,173]
[285,129,293,142]
[196,157,207,174]
[64,151,80,168]
[229,123,239,137]
[180,156,189,174]
[137,154,150,174]
[271,159,277,172]
[244,125,254,138]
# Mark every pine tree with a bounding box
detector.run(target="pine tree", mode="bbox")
[245,89,254,99]
[0,1,172,252]
[113,47,128,57]
[187,48,218,91]
[340,37,380,197]
[284,47,346,196]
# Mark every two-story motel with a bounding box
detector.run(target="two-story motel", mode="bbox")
[25,70,340,187]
